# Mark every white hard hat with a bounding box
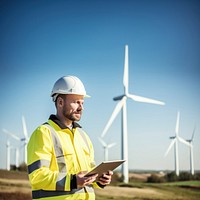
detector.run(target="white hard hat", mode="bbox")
[51,75,90,102]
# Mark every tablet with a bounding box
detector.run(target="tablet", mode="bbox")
[84,160,125,180]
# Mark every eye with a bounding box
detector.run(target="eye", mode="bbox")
[77,100,84,106]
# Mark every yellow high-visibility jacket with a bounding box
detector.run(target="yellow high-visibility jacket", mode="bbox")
[27,115,103,200]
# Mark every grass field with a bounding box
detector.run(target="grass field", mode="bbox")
[95,181,200,200]
[0,170,199,200]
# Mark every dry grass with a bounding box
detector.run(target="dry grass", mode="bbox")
[0,170,199,200]
[0,170,31,200]
[95,185,166,200]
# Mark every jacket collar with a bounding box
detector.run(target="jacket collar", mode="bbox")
[49,114,82,129]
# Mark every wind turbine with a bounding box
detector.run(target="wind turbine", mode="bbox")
[98,137,116,161]
[165,111,190,176]
[2,115,29,164]
[101,45,165,183]
[186,126,196,175]
[6,141,20,170]
[6,140,11,171]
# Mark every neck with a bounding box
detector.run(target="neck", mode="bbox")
[56,114,72,128]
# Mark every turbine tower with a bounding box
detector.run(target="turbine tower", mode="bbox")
[21,115,29,164]
[2,115,29,164]
[6,141,20,170]
[101,45,165,183]
[165,111,190,176]
[10,146,20,169]
[6,140,11,171]
[98,137,116,161]
[186,126,196,175]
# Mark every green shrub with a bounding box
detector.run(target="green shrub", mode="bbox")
[147,174,166,183]
[18,162,28,172]
[165,172,179,182]
[179,172,192,181]
[164,171,200,182]
[193,172,200,180]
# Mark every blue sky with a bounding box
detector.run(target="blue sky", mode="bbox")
[0,0,199,171]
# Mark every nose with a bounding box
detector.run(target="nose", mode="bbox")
[79,103,84,111]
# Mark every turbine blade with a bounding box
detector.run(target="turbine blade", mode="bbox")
[175,111,180,136]
[123,45,129,93]
[165,139,176,157]
[177,136,191,147]
[22,115,29,140]
[128,94,165,105]
[107,143,116,148]
[98,137,107,147]
[2,129,21,141]
[191,125,196,141]
[101,97,126,137]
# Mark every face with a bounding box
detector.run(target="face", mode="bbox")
[58,94,84,123]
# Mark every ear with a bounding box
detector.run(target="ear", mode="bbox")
[57,96,64,107]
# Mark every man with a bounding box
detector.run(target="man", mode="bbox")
[27,75,113,200]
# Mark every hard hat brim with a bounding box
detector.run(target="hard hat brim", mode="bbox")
[52,93,91,102]
[84,94,91,98]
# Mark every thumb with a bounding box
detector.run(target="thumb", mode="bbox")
[77,171,88,177]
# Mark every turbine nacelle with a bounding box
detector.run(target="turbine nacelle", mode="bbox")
[113,95,125,101]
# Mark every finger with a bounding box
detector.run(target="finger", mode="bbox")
[100,176,111,182]
[77,171,88,178]
[102,174,110,179]
[85,176,97,184]
[108,170,113,175]
[99,179,110,185]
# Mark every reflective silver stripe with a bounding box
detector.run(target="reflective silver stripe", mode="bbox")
[42,124,94,195]
[44,124,67,191]
[44,124,67,173]
[56,173,66,191]
[32,186,94,199]
[28,159,50,174]
[78,128,90,153]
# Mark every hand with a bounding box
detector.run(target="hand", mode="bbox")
[76,171,98,188]
[98,170,113,186]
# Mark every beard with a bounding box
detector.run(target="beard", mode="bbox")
[62,109,82,122]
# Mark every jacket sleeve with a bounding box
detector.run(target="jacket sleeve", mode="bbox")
[27,125,74,191]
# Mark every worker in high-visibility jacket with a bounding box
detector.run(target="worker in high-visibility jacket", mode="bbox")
[27,75,113,200]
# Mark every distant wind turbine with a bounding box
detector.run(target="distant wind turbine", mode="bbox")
[2,115,29,164]
[6,140,11,171]
[186,126,196,175]
[6,141,20,170]
[101,45,165,183]
[165,111,190,176]
[98,137,116,161]
[11,146,20,168]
